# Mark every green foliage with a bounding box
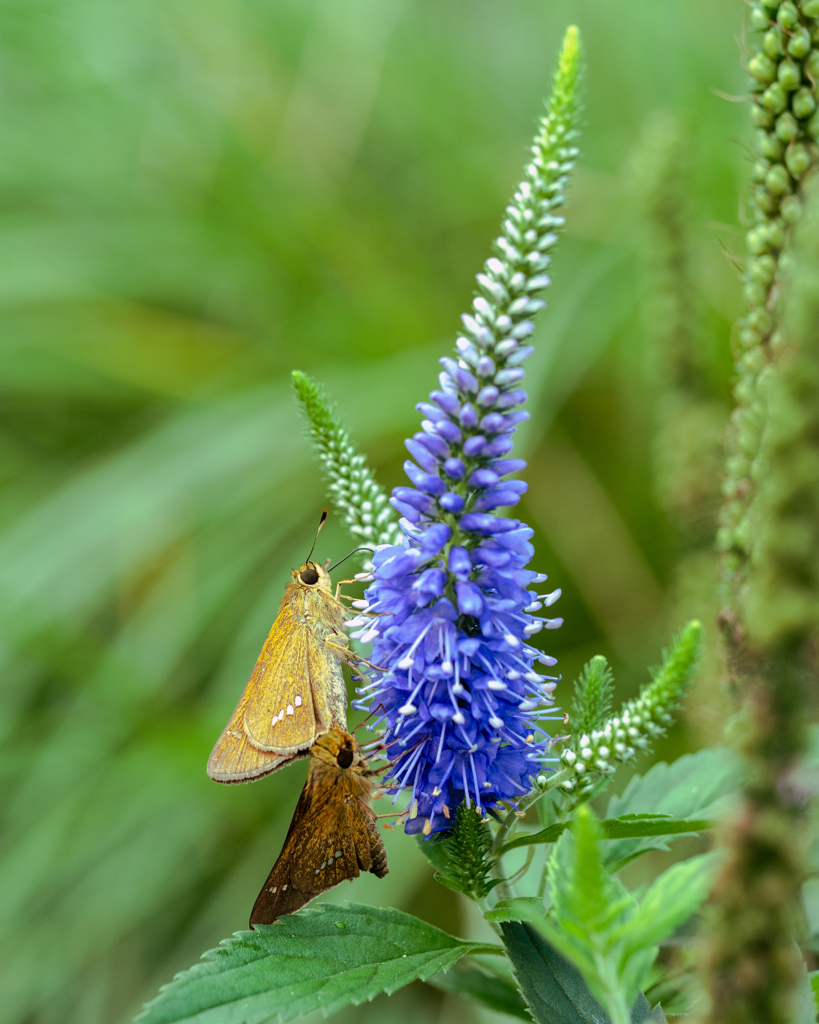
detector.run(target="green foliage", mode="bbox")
[136,903,494,1024]
[484,898,549,924]
[501,921,659,1024]
[498,813,715,856]
[427,961,533,1021]
[538,807,715,1024]
[569,655,615,747]
[291,371,399,550]
[429,803,502,901]
[602,746,741,868]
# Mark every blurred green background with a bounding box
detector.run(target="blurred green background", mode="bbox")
[0,1,747,1022]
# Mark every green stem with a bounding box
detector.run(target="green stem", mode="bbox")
[492,769,571,853]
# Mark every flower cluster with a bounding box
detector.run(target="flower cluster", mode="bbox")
[348,29,583,835]
[558,621,702,798]
[292,371,401,550]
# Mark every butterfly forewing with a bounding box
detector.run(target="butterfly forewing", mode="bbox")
[207,566,349,784]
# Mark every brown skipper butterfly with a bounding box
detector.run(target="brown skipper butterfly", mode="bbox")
[249,727,388,926]
[207,513,355,784]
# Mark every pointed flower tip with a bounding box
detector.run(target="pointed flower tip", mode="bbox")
[561,24,581,61]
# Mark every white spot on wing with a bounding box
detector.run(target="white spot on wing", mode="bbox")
[295,695,302,707]
[278,709,285,721]
[286,704,294,716]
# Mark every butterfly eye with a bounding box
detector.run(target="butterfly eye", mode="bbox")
[336,747,354,769]
[300,567,319,585]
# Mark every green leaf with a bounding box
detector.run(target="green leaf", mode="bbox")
[535,808,711,1019]
[601,747,740,869]
[499,814,715,854]
[809,968,819,1012]
[501,922,655,1024]
[427,962,532,1021]
[136,903,491,1024]
[484,898,548,924]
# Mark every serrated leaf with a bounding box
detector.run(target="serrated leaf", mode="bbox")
[498,814,715,854]
[484,898,548,924]
[501,922,655,1024]
[137,903,490,1024]
[623,854,717,953]
[602,748,740,869]
[428,962,532,1021]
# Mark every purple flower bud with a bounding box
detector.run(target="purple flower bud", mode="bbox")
[477,385,500,407]
[404,461,446,495]
[483,436,514,457]
[460,512,519,533]
[414,431,449,458]
[496,389,527,409]
[468,468,500,488]
[456,581,484,615]
[448,546,472,579]
[443,457,466,479]
[479,413,505,433]
[474,485,526,510]
[430,390,461,415]
[390,498,422,522]
[393,486,435,512]
[419,523,451,556]
[374,548,418,578]
[471,545,512,568]
[461,313,494,346]
[506,345,534,366]
[511,320,535,338]
[463,435,487,456]
[440,357,478,393]
[433,419,463,444]
[439,492,465,512]
[413,567,446,604]
[505,410,530,427]
[405,438,439,473]
[477,356,496,377]
[459,403,479,429]
[416,402,448,422]
[495,368,525,387]
[491,458,527,475]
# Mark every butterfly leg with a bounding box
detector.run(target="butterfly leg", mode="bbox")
[324,637,386,673]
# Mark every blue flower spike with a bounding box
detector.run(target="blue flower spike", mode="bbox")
[350,27,583,835]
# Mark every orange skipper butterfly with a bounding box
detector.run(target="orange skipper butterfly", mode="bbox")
[207,513,354,784]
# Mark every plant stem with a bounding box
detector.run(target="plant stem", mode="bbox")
[492,769,571,854]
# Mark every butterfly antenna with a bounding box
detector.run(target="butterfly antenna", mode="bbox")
[353,703,387,734]
[305,509,328,563]
[328,545,374,573]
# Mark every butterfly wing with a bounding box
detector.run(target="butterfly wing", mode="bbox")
[207,585,346,783]
[242,588,347,753]
[249,766,388,926]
